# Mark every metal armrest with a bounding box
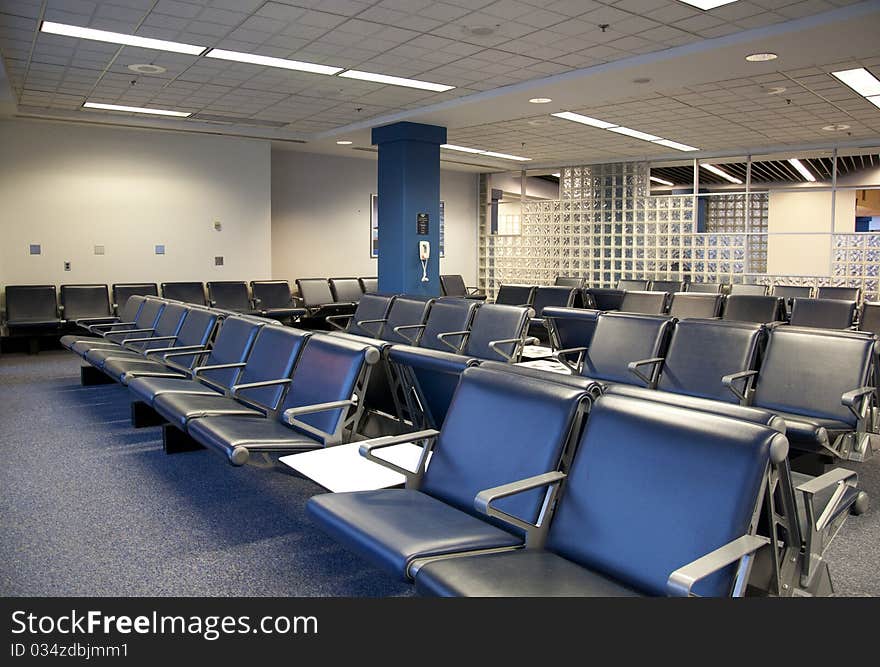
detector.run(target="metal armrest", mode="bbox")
[282,399,356,444]
[231,378,290,401]
[358,429,440,488]
[722,369,758,403]
[474,471,566,548]
[144,344,207,358]
[667,534,770,597]
[797,467,867,533]
[325,313,353,332]
[488,336,537,363]
[90,320,133,332]
[627,356,665,387]
[554,345,587,373]
[841,386,874,422]
[392,323,426,345]
[437,329,470,353]
[75,317,113,327]
[124,334,177,352]
[355,317,387,337]
[193,362,246,378]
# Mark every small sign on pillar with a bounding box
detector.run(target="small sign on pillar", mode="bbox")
[417,213,429,235]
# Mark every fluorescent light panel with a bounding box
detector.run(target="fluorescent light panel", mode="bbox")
[832,68,880,97]
[650,176,674,187]
[607,126,661,141]
[41,21,205,56]
[83,102,191,117]
[868,95,880,109]
[339,70,454,92]
[676,0,739,9]
[553,111,699,152]
[652,139,699,152]
[551,111,616,129]
[701,163,742,184]
[205,49,341,75]
[441,144,530,161]
[788,158,816,182]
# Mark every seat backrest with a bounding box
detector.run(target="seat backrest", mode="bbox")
[202,316,263,388]
[207,281,252,311]
[581,312,672,384]
[359,277,378,294]
[235,326,309,408]
[347,294,394,337]
[859,301,880,335]
[773,285,812,300]
[554,276,584,289]
[619,290,667,315]
[421,366,587,526]
[543,307,601,351]
[329,277,363,304]
[817,286,861,301]
[531,286,575,316]
[685,282,723,294]
[617,279,648,290]
[668,292,723,319]
[166,308,219,368]
[117,295,146,323]
[657,319,764,402]
[132,297,166,329]
[161,282,206,305]
[440,274,467,297]
[60,284,112,320]
[722,295,784,323]
[5,285,58,322]
[729,283,768,296]
[112,283,158,311]
[280,334,379,441]
[546,394,781,597]
[495,284,535,307]
[650,279,683,293]
[418,298,479,351]
[381,297,432,344]
[789,298,856,329]
[463,303,531,361]
[753,327,875,425]
[585,287,625,311]
[142,302,188,349]
[295,278,335,307]
[251,281,293,308]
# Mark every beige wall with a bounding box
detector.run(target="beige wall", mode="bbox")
[767,189,856,275]
[0,119,272,295]
[271,149,479,284]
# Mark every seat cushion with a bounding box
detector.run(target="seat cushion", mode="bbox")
[128,376,222,406]
[186,415,317,452]
[102,356,186,384]
[306,489,521,580]
[153,392,264,429]
[774,411,851,453]
[262,307,306,319]
[415,549,642,597]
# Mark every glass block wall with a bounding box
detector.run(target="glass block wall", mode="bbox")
[705,193,768,273]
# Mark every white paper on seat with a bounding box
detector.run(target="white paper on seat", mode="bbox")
[279,442,430,493]
[521,344,554,359]
[515,358,572,375]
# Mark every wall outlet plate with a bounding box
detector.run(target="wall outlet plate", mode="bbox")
[213,220,222,231]
[64,261,71,271]
[214,256,224,266]
[94,245,105,255]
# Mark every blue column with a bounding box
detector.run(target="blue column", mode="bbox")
[372,121,446,297]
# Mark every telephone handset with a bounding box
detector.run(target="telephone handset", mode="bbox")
[419,241,430,282]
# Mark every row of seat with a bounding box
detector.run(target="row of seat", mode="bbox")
[60,295,381,466]
[306,363,867,597]
[607,277,863,302]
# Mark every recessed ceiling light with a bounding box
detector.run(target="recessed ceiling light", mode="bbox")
[745,52,778,62]
[128,64,166,75]
[822,123,851,131]
[551,111,616,129]
[764,86,786,95]
[338,70,454,92]
[463,25,497,36]
[527,118,551,126]
[676,0,739,9]
[607,126,661,141]
[652,139,699,152]
[41,21,206,56]
[701,163,742,184]
[83,102,191,117]
[552,173,561,178]
[529,97,552,104]
[650,176,675,187]
[867,95,880,109]
[336,140,353,145]
[441,144,530,161]
[205,49,341,76]
[788,158,816,183]
[831,68,880,97]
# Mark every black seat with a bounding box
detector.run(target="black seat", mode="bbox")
[392,297,479,350]
[542,307,601,369]
[619,290,667,315]
[578,312,673,387]
[64,296,161,358]
[359,277,378,294]
[554,276,583,289]
[649,279,683,293]
[773,285,813,319]
[296,278,355,328]
[495,284,535,307]
[729,283,768,296]
[722,295,784,323]
[584,287,625,311]
[59,284,115,329]
[4,285,61,338]
[327,294,395,338]
[667,292,723,319]
[685,282,723,294]
[206,281,259,315]
[250,280,305,322]
[414,394,787,597]
[859,302,880,335]
[329,277,364,305]
[817,286,861,302]
[789,298,857,329]
[161,282,207,305]
[440,274,486,300]
[112,283,158,315]
[306,365,591,581]
[528,286,576,341]
[616,279,649,290]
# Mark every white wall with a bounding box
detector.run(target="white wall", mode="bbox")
[271,150,479,284]
[0,119,272,295]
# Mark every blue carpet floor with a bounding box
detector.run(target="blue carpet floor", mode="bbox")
[0,351,412,596]
[1,350,878,596]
